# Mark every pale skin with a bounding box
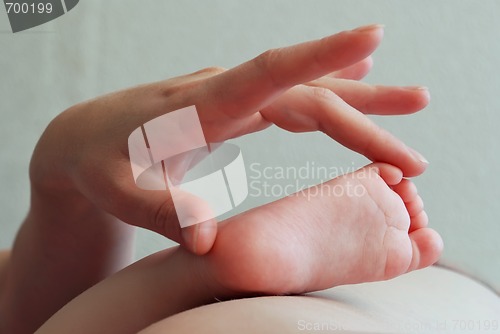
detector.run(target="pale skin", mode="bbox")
[0,24,441,333]
[34,163,442,333]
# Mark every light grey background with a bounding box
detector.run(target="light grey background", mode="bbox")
[1,1,499,292]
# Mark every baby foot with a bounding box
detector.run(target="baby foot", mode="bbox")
[201,163,443,295]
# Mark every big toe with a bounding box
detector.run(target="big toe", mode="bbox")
[407,228,444,272]
[363,162,403,186]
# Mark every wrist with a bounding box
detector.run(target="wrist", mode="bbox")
[29,184,97,226]
[29,104,84,193]
[29,106,96,222]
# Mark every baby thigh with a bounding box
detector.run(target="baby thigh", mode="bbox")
[138,295,387,334]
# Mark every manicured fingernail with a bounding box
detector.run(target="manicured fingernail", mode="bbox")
[352,24,385,33]
[405,86,429,91]
[409,147,429,164]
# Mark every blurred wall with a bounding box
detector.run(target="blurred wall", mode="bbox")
[1,0,499,292]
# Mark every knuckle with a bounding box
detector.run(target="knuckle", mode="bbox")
[256,48,277,66]
[196,66,226,75]
[254,48,282,87]
[307,87,339,132]
[151,196,179,236]
[310,86,336,101]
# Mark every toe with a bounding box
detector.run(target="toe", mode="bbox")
[390,178,418,203]
[364,162,403,186]
[405,195,424,217]
[407,228,443,272]
[409,210,429,232]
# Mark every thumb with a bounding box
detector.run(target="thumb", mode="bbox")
[110,167,218,255]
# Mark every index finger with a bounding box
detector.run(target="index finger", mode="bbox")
[202,24,384,118]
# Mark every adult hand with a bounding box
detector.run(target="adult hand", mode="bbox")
[30,24,429,255]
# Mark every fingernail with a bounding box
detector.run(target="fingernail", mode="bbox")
[409,147,429,164]
[181,222,200,253]
[352,24,385,33]
[181,216,199,228]
[181,226,191,245]
[405,86,429,91]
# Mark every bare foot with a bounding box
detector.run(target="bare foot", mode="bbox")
[201,163,443,295]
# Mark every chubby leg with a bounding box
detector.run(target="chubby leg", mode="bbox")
[36,163,442,333]
[141,266,500,334]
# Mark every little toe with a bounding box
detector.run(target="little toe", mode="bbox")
[407,228,444,272]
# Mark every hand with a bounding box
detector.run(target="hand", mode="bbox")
[30,24,429,255]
